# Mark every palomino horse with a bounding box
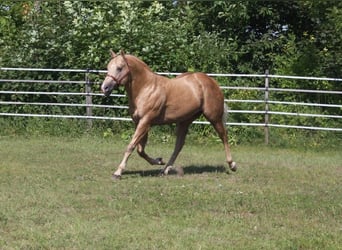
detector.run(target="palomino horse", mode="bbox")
[101,50,237,179]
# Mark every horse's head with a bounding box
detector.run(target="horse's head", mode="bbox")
[101,50,130,97]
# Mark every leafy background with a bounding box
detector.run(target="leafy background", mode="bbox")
[0,1,341,144]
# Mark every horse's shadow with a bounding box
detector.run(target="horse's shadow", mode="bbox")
[125,165,227,177]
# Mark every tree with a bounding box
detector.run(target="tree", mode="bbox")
[1,0,341,126]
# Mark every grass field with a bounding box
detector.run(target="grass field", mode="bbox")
[0,135,341,249]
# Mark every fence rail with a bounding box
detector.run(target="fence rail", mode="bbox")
[1,67,342,143]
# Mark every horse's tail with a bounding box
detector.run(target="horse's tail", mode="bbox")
[223,103,229,128]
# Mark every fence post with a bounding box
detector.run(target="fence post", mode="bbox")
[264,69,270,145]
[85,69,93,129]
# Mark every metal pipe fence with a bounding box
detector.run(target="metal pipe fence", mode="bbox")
[1,67,342,144]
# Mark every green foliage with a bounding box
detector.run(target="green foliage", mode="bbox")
[0,1,341,143]
[1,0,340,75]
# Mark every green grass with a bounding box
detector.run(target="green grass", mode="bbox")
[0,135,341,249]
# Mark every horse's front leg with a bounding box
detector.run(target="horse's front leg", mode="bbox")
[113,120,151,179]
[137,133,165,165]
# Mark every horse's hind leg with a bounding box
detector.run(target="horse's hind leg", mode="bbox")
[211,121,237,172]
[137,133,165,165]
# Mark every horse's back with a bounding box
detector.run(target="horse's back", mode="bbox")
[175,72,194,78]
[175,72,223,99]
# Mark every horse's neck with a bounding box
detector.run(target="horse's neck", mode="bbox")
[125,56,167,107]
[125,68,157,106]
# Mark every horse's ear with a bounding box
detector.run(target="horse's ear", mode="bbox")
[120,49,125,57]
[110,49,116,58]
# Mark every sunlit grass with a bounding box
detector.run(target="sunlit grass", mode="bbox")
[0,135,341,249]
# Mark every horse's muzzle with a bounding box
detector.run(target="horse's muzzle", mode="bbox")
[102,85,113,97]
[101,80,117,97]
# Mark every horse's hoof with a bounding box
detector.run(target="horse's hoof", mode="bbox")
[159,166,170,176]
[156,157,165,165]
[229,161,237,172]
[111,174,122,180]
[164,166,173,175]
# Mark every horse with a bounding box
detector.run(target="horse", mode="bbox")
[101,50,237,179]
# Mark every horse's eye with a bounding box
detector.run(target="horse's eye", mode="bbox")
[117,67,122,72]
